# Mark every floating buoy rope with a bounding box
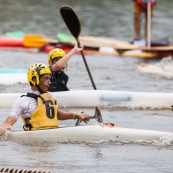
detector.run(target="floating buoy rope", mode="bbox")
[0,168,53,173]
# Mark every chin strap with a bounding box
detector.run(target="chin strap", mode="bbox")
[36,85,45,94]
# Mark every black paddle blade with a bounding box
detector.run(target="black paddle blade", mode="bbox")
[60,6,81,39]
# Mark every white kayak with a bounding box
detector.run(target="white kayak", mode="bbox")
[7,123,173,142]
[1,90,173,110]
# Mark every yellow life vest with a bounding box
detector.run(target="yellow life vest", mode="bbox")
[21,93,58,131]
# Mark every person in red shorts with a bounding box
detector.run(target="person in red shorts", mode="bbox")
[132,0,157,44]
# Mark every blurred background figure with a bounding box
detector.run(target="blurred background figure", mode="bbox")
[132,0,157,45]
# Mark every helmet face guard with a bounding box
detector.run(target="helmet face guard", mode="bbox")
[48,48,66,66]
[27,63,51,85]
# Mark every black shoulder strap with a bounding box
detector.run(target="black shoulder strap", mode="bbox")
[21,93,48,104]
[21,93,39,100]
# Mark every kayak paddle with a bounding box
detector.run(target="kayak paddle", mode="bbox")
[23,34,53,48]
[60,6,103,126]
[75,108,103,127]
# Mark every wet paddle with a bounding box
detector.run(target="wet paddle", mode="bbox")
[60,6,103,126]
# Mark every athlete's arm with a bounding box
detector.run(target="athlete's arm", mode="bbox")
[58,110,88,123]
[51,43,84,71]
[0,116,16,135]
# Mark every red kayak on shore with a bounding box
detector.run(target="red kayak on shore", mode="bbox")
[0,36,24,47]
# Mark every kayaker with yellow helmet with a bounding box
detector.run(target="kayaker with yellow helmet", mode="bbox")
[0,63,89,135]
[48,43,83,91]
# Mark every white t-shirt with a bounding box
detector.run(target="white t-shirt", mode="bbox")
[9,90,56,120]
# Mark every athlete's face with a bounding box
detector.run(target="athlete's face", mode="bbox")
[39,74,51,92]
[52,57,62,64]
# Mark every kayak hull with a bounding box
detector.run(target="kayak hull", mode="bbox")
[0,37,24,47]
[7,124,173,142]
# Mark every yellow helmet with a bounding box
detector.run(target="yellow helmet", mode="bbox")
[48,48,66,65]
[27,63,51,85]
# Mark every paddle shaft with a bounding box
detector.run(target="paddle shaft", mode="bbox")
[77,39,97,90]
[76,39,103,125]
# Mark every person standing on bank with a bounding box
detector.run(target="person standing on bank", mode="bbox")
[0,63,89,135]
[132,0,157,43]
[48,43,84,92]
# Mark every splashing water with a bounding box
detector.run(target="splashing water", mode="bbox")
[137,57,173,79]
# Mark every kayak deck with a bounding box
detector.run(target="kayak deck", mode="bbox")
[7,124,173,143]
[1,90,173,110]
